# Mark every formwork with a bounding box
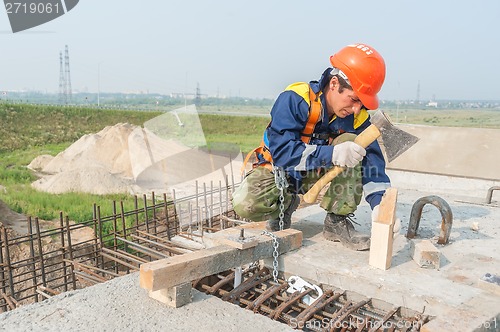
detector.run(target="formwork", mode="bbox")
[0,180,432,331]
[0,180,238,312]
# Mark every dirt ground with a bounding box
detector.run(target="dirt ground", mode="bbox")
[0,199,27,235]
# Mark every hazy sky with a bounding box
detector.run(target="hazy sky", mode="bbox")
[1,0,500,101]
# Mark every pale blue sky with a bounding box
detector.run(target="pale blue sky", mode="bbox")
[1,0,500,101]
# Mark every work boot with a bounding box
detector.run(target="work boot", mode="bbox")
[266,194,300,231]
[323,213,370,251]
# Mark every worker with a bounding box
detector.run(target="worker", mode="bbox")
[232,43,392,251]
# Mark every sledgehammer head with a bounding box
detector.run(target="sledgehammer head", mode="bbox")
[370,110,419,162]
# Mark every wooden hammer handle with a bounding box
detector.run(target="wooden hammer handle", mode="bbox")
[302,124,382,203]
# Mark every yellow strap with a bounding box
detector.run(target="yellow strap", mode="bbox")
[301,87,322,143]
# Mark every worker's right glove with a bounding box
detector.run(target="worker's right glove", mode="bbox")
[331,141,366,168]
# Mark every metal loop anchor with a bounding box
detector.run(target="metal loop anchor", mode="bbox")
[486,186,500,204]
[406,195,453,245]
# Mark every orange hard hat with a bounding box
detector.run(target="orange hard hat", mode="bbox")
[330,43,386,110]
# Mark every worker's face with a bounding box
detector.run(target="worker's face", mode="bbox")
[326,77,363,118]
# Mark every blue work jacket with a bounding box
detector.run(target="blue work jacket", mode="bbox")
[262,68,391,209]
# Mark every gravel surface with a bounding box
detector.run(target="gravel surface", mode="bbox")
[0,273,293,332]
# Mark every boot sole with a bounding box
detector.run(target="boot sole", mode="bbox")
[323,231,370,251]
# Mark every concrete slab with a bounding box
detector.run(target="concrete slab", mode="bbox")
[387,125,500,181]
[0,273,294,332]
[278,186,500,331]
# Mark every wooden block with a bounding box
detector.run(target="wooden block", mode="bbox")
[369,187,398,270]
[148,282,192,308]
[410,239,441,269]
[375,187,398,225]
[369,222,394,270]
[140,228,302,292]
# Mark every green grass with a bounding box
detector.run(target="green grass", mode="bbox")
[0,103,161,222]
[0,103,161,153]
[0,146,140,221]
[383,107,500,128]
[0,184,137,221]
[199,114,269,153]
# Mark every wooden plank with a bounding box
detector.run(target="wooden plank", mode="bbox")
[140,228,302,292]
[369,187,398,270]
[375,187,398,225]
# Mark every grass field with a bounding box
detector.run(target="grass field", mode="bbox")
[0,103,164,221]
[383,107,500,128]
[1,102,499,223]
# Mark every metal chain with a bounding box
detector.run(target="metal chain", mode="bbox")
[261,165,288,283]
[262,230,279,283]
[273,166,288,231]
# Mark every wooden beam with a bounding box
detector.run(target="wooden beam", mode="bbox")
[140,228,302,292]
[369,187,398,270]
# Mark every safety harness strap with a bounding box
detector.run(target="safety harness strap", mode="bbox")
[241,85,322,174]
[300,87,322,143]
[240,141,273,174]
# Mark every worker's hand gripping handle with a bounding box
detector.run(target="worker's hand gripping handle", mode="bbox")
[302,124,381,203]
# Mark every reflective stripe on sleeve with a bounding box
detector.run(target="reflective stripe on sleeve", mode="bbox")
[294,145,317,171]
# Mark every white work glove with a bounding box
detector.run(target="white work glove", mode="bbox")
[371,205,401,234]
[331,141,366,168]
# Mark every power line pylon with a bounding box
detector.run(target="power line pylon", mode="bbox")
[64,45,72,103]
[195,82,201,108]
[58,51,66,104]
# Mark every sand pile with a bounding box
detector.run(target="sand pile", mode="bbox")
[32,166,134,195]
[37,123,135,177]
[31,123,138,195]
[29,121,242,196]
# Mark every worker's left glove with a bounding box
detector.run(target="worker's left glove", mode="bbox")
[371,205,401,234]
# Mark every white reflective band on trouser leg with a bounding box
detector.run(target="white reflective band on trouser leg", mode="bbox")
[363,181,390,196]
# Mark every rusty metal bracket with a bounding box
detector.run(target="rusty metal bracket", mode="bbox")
[486,186,500,204]
[208,271,235,295]
[222,268,271,303]
[329,299,371,332]
[368,306,399,332]
[272,288,314,321]
[247,281,289,312]
[406,195,453,245]
[294,290,343,326]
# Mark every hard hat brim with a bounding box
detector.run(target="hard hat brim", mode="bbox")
[357,92,379,110]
